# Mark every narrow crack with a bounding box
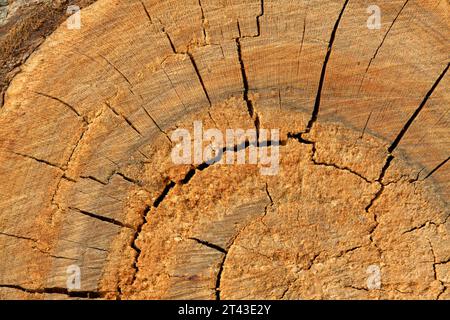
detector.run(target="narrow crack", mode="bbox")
[59,238,109,253]
[255,0,264,37]
[99,53,171,143]
[359,0,410,93]
[215,254,227,300]
[287,131,384,258]
[423,156,449,180]
[198,0,208,43]
[33,91,86,123]
[115,172,145,188]
[388,63,449,154]
[305,0,349,133]
[188,238,227,254]
[139,0,152,24]
[427,239,446,300]
[11,151,64,171]
[214,182,273,300]
[402,214,449,235]
[126,180,176,293]
[140,104,173,144]
[0,231,38,243]
[105,102,142,136]
[69,207,134,229]
[0,284,105,298]
[181,138,281,185]
[186,52,218,126]
[98,54,133,87]
[79,175,107,186]
[363,62,450,225]
[235,22,260,140]
[287,132,371,183]
[360,111,373,139]
[157,18,177,53]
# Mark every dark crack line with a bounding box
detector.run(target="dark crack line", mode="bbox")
[181,139,280,185]
[99,55,169,142]
[215,183,273,300]
[11,151,64,171]
[428,240,440,294]
[198,0,208,43]
[64,126,89,171]
[287,131,383,257]
[364,62,450,214]
[140,0,152,24]
[388,63,449,154]
[423,156,449,180]
[295,14,307,78]
[127,139,279,291]
[305,0,349,133]
[105,102,142,136]
[116,172,144,188]
[0,231,38,243]
[33,91,86,122]
[236,22,260,140]
[360,0,410,93]
[401,215,450,235]
[69,207,134,229]
[314,160,371,183]
[59,238,109,253]
[157,18,177,53]
[0,284,105,298]
[214,234,244,300]
[265,182,273,204]
[127,180,176,291]
[99,54,133,87]
[140,104,173,144]
[360,111,373,139]
[287,132,371,183]
[187,52,215,124]
[80,175,107,185]
[215,254,227,300]
[255,0,264,37]
[189,238,227,254]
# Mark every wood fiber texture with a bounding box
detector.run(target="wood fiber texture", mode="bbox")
[0,0,449,300]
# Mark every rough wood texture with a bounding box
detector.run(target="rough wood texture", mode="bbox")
[0,0,448,300]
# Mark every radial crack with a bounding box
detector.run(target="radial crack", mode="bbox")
[255,0,264,37]
[186,52,216,126]
[99,54,133,87]
[11,151,64,171]
[388,63,449,154]
[423,156,449,180]
[305,0,349,132]
[189,237,227,254]
[235,22,260,139]
[69,207,134,229]
[0,231,38,243]
[198,0,208,43]
[361,0,410,90]
[139,0,152,24]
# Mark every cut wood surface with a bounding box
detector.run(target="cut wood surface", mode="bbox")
[0,0,449,299]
